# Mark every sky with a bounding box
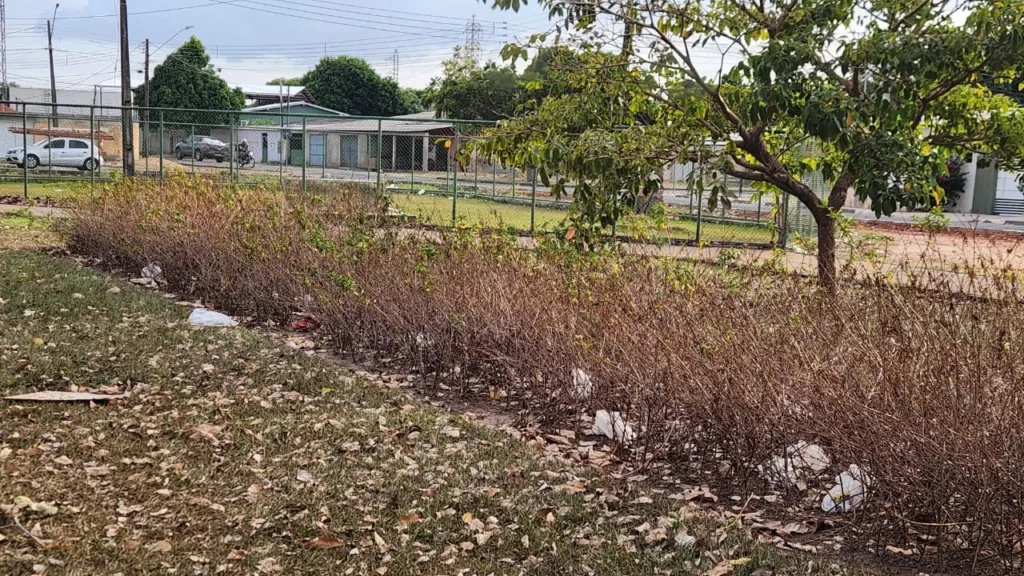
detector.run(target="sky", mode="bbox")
[4,0,554,92]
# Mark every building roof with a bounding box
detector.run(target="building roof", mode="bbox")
[244,101,346,116]
[290,116,454,134]
[0,104,18,115]
[392,111,439,120]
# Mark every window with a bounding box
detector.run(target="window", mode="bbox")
[44,139,65,149]
[69,140,89,149]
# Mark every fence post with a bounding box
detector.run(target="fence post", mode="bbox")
[451,125,460,224]
[301,117,308,195]
[530,168,537,234]
[696,188,703,244]
[492,159,497,198]
[229,113,235,184]
[89,106,95,195]
[190,124,196,174]
[158,110,164,187]
[21,107,27,199]
[779,192,790,248]
[376,119,383,194]
[47,116,52,178]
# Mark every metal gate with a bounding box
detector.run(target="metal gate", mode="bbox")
[309,134,325,167]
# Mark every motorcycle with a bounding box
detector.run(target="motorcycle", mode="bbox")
[237,142,256,169]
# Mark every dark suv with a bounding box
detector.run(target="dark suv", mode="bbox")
[174,136,229,162]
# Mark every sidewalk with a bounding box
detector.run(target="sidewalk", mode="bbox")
[841,207,1024,233]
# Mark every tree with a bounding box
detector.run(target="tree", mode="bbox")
[266,77,304,87]
[484,0,1024,288]
[399,88,429,114]
[426,47,524,120]
[133,37,243,128]
[302,56,412,116]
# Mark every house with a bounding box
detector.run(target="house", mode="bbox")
[956,154,1024,215]
[234,85,315,108]
[281,111,455,170]
[209,102,348,165]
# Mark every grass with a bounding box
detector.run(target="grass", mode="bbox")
[0,179,91,202]
[0,248,856,575]
[0,211,59,250]
[390,193,775,244]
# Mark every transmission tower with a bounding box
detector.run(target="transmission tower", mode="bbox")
[0,0,7,98]
[388,50,399,83]
[464,15,483,63]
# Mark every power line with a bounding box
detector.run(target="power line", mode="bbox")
[7,1,226,20]
[204,0,493,40]
[289,0,506,25]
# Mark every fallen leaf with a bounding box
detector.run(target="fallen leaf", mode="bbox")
[373,532,389,553]
[256,557,281,573]
[84,465,110,476]
[296,470,314,484]
[52,455,73,466]
[190,424,223,445]
[147,540,173,553]
[307,536,345,550]
[397,513,421,530]
[707,560,734,576]
[644,527,668,543]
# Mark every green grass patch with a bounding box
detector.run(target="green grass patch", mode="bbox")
[390,193,774,244]
[0,250,851,575]
[0,179,91,202]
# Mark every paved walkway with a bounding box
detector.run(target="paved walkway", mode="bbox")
[0,204,65,217]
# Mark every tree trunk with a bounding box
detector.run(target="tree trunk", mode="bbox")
[815,213,837,291]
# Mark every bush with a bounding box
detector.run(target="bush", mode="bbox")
[65,178,1024,570]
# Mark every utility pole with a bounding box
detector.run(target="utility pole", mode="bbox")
[143,38,149,113]
[0,0,8,99]
[119,0,134,176]
[47,4,60,127]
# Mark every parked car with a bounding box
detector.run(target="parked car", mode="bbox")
[6,138,102,171]
[174,136,228,162]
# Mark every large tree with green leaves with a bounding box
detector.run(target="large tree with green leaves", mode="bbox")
[428,46,523,120]
[483,0,1024,287]
[302,56,412,116]
[133,37,243,128]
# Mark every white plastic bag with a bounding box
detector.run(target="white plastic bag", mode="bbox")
[188,308,238,328]
[821,467,869,513]
[760,441,831,487]
[591,410,636,443]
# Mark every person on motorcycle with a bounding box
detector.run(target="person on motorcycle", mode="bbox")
[237,140,255,167]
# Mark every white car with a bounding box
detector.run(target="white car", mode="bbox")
[7,138,102,171]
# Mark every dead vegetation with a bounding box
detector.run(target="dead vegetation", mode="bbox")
[60,177,1024,572]
[0,251,856,576]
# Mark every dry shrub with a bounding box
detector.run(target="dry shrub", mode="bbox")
[65,179,1024,570]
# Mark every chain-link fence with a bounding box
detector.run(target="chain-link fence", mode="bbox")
[1,101,788,248]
